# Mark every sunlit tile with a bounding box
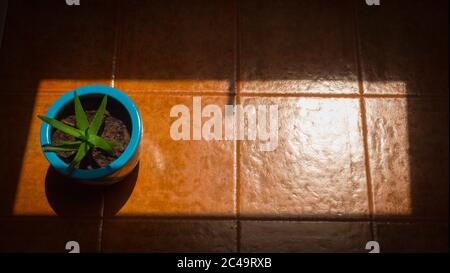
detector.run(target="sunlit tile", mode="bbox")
[240,97,368,218]
[104,94,236,216]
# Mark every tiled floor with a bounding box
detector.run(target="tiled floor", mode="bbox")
[0,0,448,253]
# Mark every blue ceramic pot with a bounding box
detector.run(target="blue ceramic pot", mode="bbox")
[40,85,143,185]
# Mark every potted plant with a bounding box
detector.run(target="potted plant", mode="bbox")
[39,85,143,185]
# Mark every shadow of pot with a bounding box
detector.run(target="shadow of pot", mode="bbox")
[45,164,139,216]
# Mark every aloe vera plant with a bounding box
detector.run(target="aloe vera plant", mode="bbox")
[38,92,116,170]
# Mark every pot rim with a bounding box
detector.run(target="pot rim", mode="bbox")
[40,84,142,180]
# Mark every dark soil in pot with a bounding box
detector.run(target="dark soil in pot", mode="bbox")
[51,95,132,170]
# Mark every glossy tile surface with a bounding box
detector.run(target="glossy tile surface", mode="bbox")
[0,94,103,217]
[240,97,368,218]
[0,0,115,93]
[358,0,449,95]
[239,0,359,94]
[103,95,235,216]
[102,219,236,252]
[366,98,449,219]
[0,218,99,253]
[115,0,235,92]
[241,221,371,253]
[375,222,449,253]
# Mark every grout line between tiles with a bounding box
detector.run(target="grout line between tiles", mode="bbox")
[359,98,375,217]
[1,215,445,223]
[352,0,375,241]
[233,100,240,253]
[353,7,365,97]
[241,92,360,98]
[10,89,437,99]
[372,221,379,243]
[235,216,372,222]
[97,192,105,253]
[98,0,117,252]
[234,0,242,253]
[110,0,121,88]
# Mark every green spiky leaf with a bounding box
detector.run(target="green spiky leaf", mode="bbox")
[59,140,83,145]
[68,142,91,170]
[88,95,107,135]
[39,94,115,171]
[43,145,80,152]
[87,134,115,154]
[74,91,89,130]
[38,115,83,138]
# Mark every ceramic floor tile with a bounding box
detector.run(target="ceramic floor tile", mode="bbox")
[0,93,103,217]
[239,0,359,94]
[239,97,368,218]
[375,222,448,253]
[0,218,99,253]
[241,221,371,253]
[366,98,449,219]
[115,0,235,93]
[0,0,116,93]
[102,219,236,253]
[103,94,236,216]
[357,0,449,95]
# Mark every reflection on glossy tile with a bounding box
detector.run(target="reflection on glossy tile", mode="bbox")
[0,218,99,253]
[116,0,234,92]
[0,94,103,217]
[366,98,449,219]
[241,221,371,253]
[375,222,449,253]
[240,97,368,218]
[104,95,235,216]
[0,0,116,93]
[239,0,358,94]
[358,0,449,95]
[102,219,236,253]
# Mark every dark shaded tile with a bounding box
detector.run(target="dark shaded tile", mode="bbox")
[239,0,359,94]
[375,222,449,253]
[366,98,449,219]
[0,1,6,46]
[241,221,371,253]
[0,217,99,253]
[104,94,235,217]
[116,0,235,92]
[0,94,103,217]
[102,219,236,252]
[358,0,449,95]
[240,97,368,218]
[0,0,116,93]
